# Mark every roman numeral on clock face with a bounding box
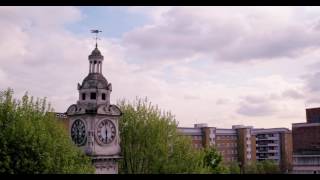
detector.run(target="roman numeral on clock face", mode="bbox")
[71,119,86,146]
[96,119,116,145]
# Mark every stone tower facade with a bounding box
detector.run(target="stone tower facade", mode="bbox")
[66,43,122,174]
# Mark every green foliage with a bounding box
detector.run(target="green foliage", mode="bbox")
[227,161,241,174]
[0,88,94,174]
[118,97,212,174]
[244,160,281,174]
[259,160,281,174]
[243,162,258,174]
[202,147,225,173]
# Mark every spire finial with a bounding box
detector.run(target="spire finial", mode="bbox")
[91,29,102,48]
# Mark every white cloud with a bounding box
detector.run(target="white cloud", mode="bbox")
[122,6,320,63]
[2,6,319,130]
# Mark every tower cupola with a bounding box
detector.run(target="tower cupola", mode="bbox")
[88,43,104,74]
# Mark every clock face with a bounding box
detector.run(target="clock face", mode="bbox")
[71,119,86,146]
[96,119,116,145]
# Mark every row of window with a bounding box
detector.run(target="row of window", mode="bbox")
[193,144,203,148]
[256,140,279,145]
[82,92,106,101]
[192,136,202,140]
[217,142,237,147]
[257,153,279,157]
[219,150,238,155]
[225,157,237,161]
[257,146,277,151]
[216,136,237,140]
[294,157,320,165]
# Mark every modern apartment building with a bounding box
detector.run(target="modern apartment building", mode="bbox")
[178,124,292,172]
[252,128,292,172]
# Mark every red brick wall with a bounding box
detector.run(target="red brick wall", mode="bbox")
[216,135,238,165]
[280,132,293,172]
[292,125,320,154]
[306,108,320,123]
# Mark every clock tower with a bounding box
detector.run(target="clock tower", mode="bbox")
[66,36,122,174]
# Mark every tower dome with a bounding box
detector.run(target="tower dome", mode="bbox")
[88,45,103,59]
[80,73,109,89]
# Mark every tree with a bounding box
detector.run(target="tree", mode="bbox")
[202,147,225,173]
[243,160,281,174]
[259,160,281,174]
[243,162,258,174]
[118,97,211,174]
[0,88,94,174]
[227,161,241,174]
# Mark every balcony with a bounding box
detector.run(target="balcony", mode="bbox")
[256,149,268,153]
[256,135,279,141]
[256,143,278,147]
[268,143,279,146]
[257,157,268,160]
[256,144,268,147]
[257,156,279,160]
[268,149,278,153]
[267,156,279,160]
[267,136,279,140]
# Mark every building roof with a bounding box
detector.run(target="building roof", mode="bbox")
[252,128,290,134]
[216,128,237,135]
[292,122,320,128]
[80,73,109,89]
[177,127,202,136]
[88,46,103,59]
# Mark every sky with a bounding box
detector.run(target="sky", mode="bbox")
[2,6,320,129]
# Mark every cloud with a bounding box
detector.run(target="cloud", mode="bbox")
[236,94,277,117]
[183,95,200,100]
[0,6,315,129]
[302,71,320,106]
[282,89,304,99]
[242,95,267,104]
[216,98,230,105]
[305,72,320,93]
[0,7,91,108]
[236,86,306,118]
[237,101,277,117]
[122,6,320,63]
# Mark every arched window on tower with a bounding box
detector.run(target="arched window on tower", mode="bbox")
[82,93,86,100]
[102,93,106,100]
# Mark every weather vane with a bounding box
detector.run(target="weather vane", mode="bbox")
[91,29,102,48]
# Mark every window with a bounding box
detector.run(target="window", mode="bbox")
[102,93,106,100]
[90,92,96,100]
[82,93,86,100]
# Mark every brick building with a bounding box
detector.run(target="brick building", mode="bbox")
[292,122,320,173]
[178,124,254,166]
[178,124,292,172]
[306,107,320,123]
